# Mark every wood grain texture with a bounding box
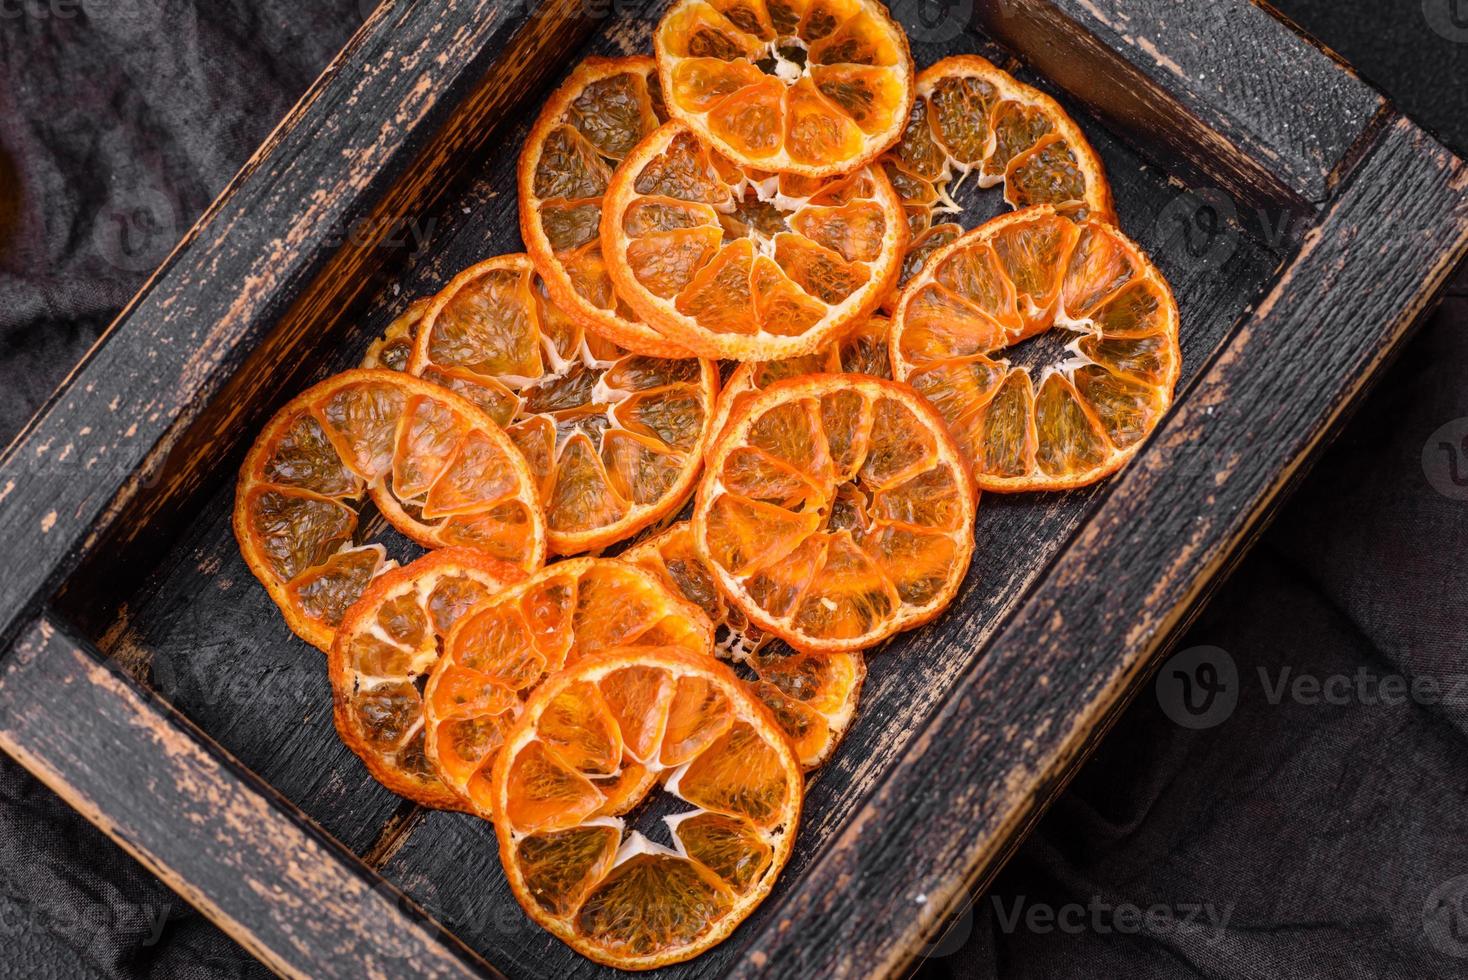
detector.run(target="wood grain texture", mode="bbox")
[0,0,597,649]
[974,0,1384,212]
[0,615,497,980]
[733,116,1468,979]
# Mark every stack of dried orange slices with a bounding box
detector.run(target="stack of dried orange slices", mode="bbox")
[232,0,1181,969]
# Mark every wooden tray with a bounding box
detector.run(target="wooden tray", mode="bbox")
[1,1,1464,977]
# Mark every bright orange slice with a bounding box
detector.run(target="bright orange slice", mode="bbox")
[491,645,802,970]
[709,312,891,447]
[884,55,1114,293]
[330,548,524,809]
[234,369,545,651]
[653,0,914,177]
[602,121,907,360]
[625,521,865,768]
[422,557,714,817]
[374,254,718,555]
[891,205,1181,491]
[520,57,691,357]
[692,373,976,652]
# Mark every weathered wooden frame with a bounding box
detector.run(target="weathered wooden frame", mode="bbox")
[0,0,1463,977]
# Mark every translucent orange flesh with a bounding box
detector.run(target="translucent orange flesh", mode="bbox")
[237,372,542,650]
[332,551,522,808]
[424,560,712,816]
[525,59,686,355]
[894,211,1179,490]
[882,57,1113,294]
[658,0,910,172]
[624,522,865,767]
[496,649,799,969]
[696,376,974,652]
[608,125,904,358]
[378,255,714,554]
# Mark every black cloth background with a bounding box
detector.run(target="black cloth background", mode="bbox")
[1,2,1465,977]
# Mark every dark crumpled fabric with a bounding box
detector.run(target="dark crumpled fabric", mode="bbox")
[1,1,1465,977]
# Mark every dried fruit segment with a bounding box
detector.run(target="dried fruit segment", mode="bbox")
[654,0,914,177]
[234,370,545,651]
[521,57,691,357]
[881,56,1114,295]
[329,549,524,809]
[604,122,907,360]
[492,647,802,970]
[709,313,891,445]
[372,254,718,555]
[892,206,1180,491]
[625,521,866,768]
[693,375,976,653]
[423,558,713,816]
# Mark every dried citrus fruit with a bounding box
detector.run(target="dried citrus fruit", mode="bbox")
[234,369,546,651]
[520,57,691,357]
[709,312,891,446]
[422,557,714,816]
[653,0,914,177]
[693,373,975,652]
[602,122,906,360]
[383,254,718,555]
[625,522,865,767]
[891,205,1181,491]
[330,548,524,809]
[360,297,431,372]
[884,55,1114,292]
[491,645,802,969]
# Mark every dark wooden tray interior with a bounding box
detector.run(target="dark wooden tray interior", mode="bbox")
[59,5,1287,977]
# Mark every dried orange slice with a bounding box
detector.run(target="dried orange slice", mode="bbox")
[330,548,524,809]
[234,369,545,651]
[491,645,802,970]
[891,205,1181,491]
[385,254,718,555]
[422,557,714,817]
[625,522,865,768]
[602,122,906,360]
[709,311,891,447]
[884,55,1114,292]
[520,57,691,357]
[360,297,431,372]
[653,0,913,177]
[692,373,975,652]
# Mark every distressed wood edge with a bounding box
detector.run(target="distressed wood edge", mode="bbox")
[0,613,500,980]
[733,114,1468,978]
